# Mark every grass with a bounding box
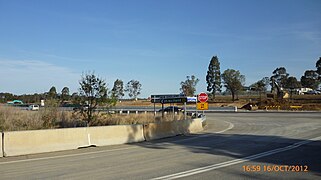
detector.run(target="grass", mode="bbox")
[0,104,186,131]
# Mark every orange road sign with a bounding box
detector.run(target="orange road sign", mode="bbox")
[197,102,208,110]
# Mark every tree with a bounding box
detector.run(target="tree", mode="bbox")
[250,77,269,99]
[111,79,124,100]
[61,87,70,102]
[78,72,108,124]
[206,56,221,100]
[316,57,321,75]
[180,75,199,97]
[284,76,301,99]
[301,70,319,89]
[48,86,57,99]
[285,76,301,89]
[222,69,245,101]
[125,80,142,101]
[270,67,289,88]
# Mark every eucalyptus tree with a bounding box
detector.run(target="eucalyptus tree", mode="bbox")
[222,69,245,101]
[180,75,199,97]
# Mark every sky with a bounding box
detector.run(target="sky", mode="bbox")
[0,0,320,98]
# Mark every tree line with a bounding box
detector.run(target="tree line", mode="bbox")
[0,76,142,105]
[179,56,321,101]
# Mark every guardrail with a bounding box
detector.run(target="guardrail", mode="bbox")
[107,106,238,114]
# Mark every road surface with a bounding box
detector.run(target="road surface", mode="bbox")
[0,112,320,179]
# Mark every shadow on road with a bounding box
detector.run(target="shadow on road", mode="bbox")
[134,132,321,176]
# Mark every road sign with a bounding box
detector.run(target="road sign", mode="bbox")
[151,97,187,103]
[151,94,187,104]
[198,92,208,103]
[197,102,208,110]
[151,94,185,99]
[187,97,197,102]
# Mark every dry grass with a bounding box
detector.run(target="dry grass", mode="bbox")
[0,105,68,131]
[0,105,186,131]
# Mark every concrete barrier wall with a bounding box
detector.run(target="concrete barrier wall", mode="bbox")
[144,121,178,141]
[1,118,204,157]
[3,128,89,157]
[88,125,145,146]
[144,118,204,141]
[3,125,145,157]
[185,118,204,133]
[0,132,3,157]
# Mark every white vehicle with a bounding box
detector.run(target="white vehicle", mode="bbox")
[27,105,39,111]
[297,87,313,95]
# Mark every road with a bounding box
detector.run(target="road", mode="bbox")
[0,112,320,179]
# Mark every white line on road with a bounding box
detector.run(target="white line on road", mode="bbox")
[214,121,234,134]
[167,121,234,143]
[151,135,321,180]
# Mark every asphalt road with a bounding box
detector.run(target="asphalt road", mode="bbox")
[0,112,320,179]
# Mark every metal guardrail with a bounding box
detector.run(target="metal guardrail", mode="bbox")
[14,106,238,113]
[106,106,238,114]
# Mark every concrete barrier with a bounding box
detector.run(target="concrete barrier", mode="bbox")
[143,118,204,141]
[88,125,145,146]
[185,118,204,133]
[1,132,3,157]
[2,125,145,157]
[1,118,204,157]
[3,128,89,157]
[144,121,178,141]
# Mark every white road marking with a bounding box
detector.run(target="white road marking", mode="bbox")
[214,121,234,134]
[168,121,234,143]
[151,135,321,180]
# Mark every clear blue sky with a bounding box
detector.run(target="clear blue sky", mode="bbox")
[1,0,320,98]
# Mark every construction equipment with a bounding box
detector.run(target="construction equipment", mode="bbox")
[267,78,289,101]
